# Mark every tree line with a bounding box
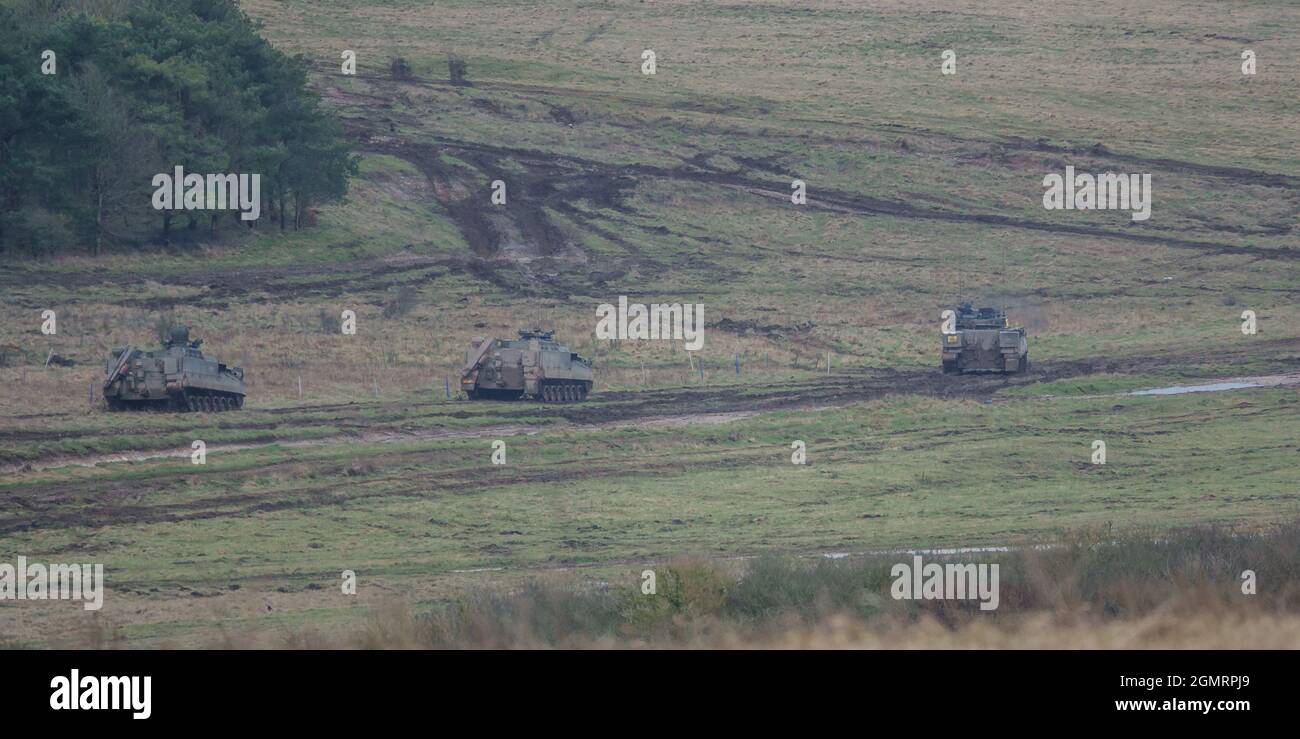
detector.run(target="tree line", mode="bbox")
[0,0,357,256]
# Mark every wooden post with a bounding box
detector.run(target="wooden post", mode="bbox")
[298,375,303,400]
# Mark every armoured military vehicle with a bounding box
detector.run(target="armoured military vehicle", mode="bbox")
[103,326,246,411]
[941,304,1028,374]
[461,329,593,402]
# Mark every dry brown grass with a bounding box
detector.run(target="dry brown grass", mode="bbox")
[218,523,1300,650]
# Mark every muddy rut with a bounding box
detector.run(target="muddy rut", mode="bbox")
[336,67,1298,279]
[6,65,1295,304]
[4,332,1298,537]
[5,334,1298,473]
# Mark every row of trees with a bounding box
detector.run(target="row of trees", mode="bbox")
[0,0,357,256]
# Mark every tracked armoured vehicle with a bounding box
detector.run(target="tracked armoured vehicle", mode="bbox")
[461,329,593,402]
[941,304,1028,375]
[103,326,246,411]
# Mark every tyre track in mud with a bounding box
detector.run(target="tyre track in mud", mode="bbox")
[9,365,1297,539]
[3,417,781,537]
[330,68,1297,265]
[5,337,1298,538]
[327,132,1300,342]
[4,334,1297,467]
[6,85,1294,299]
[318,66,1300,191]
[412,135,1298,263]
[6,67,1293,299]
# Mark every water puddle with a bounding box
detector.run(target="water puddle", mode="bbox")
[1007,372,1300,403]
[1129,381,1259,396]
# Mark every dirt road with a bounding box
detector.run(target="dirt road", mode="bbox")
[6,339,1297,474]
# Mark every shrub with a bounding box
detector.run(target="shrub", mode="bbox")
[317,308,341,334]
[382,286,419,318]
[448,54,470,86]
[389,56,413,80]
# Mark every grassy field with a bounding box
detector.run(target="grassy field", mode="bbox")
[3,383,1298,646]
[1,0,1297,647]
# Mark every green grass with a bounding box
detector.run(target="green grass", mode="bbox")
[6,387,1297,604]
[2,0,1297,647]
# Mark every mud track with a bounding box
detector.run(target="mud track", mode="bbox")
[5,334,1297,478]
[410,135,1298,263]
[5,335,1294,536]
[331,68,1298,273]
[5,69,1294,302]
